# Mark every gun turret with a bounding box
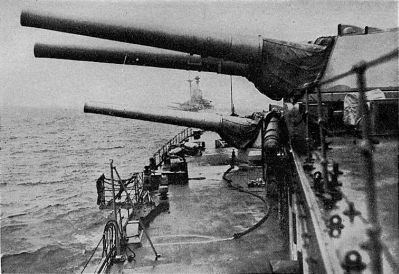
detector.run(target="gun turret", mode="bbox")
[84,103,261,149]
[21,10,333,100]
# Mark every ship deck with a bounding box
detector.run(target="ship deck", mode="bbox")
[294,135,398,273]
[326,136,398,263]
[109,133,288,273]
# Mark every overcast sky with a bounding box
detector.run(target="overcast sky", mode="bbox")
[1,0,398,114]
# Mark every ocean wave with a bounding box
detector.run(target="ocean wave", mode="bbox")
[1,244,82,273]
[60,193,80,200]
[9,150,24,155]
[45,116,69,126]
[32,148,60,154]
[2,106,169,272]
[17,180,64,186]
[95,145,125,151]
[85,218,106,231]
[54,207,91,219]
[32,203,66,217]
[41,203,63,210]
[1,223,28,233]
[6,213,28,219]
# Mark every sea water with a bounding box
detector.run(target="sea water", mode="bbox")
[1,106,398,273]
[1,106,181,272]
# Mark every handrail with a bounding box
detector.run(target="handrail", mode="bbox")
[99,170,144,207]
[152,127,195,167]
[308,48,398,273]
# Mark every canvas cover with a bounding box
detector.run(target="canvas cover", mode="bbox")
[343,89,386,126]
[256,37,334,100]
[219,116,261,149]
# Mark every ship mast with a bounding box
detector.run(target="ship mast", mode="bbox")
[230,75,236,116]
[187,79,193,102]
[194,76,202,101]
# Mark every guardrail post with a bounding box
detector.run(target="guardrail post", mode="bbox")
[305,88,314,164]
[315,86,329,192]
[110,160,121,256]
[354,62,382,274]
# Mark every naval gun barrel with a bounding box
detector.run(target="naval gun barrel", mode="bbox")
[33,43,249,77]
[21,10,331,100]
[84,102,260,149]
[21,10,261,64]
[21,11,260,63]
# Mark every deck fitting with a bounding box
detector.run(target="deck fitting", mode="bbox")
[312,171,323,193]
[343,202,361,223]
[341,250,366,272]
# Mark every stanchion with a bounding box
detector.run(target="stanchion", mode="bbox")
[355,63,382,274]
[304,88,314,165]
[110,160,121,256]
[315,86,329,192]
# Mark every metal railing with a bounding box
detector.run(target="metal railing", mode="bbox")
[152,127,194,167]
[84,161,152,273]
[101,171,144,207]
[309,48,398,274]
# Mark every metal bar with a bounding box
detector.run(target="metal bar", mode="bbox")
[261,117,266,184]
[138,219,161,260]
[134,175,138,203]
[109,160,121,256]
[118,209,123,233]
[316,87,328,190]
[114,173,160,260]
[355,63,382,274]
[305,89,313,163]
[113,167,134,206]
[306,86,399,94]
[96,245,115,274]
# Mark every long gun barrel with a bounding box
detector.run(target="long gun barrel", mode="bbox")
[21,10,261,64]
[34,44,249,77]
[21,10,332,100]
[84,103,261,149]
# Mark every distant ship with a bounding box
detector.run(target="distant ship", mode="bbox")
[170,76,213,112]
